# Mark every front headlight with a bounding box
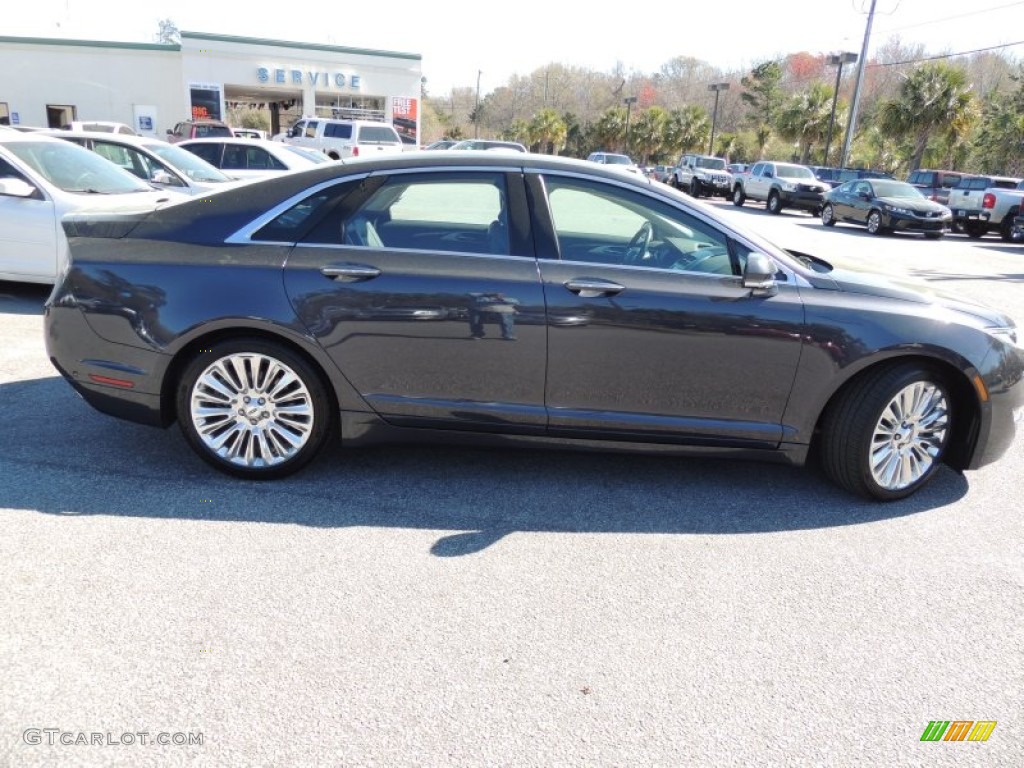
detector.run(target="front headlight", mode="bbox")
[990,326,1021,348]
[780,182,796,192]
[884,204,913,215]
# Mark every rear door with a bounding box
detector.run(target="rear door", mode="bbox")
[279,167,549,431]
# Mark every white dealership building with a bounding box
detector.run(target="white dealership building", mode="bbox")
[0,31,423,143]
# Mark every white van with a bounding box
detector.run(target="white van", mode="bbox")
[284,118,404,160]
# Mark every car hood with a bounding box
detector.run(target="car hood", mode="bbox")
[821,262,1011,327]
[61,188,188,214]
[875,195,949,213]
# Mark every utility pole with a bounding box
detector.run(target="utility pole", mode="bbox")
[474,69,482,138]
[840,0,877,168]
[824,53,858,166]
[623,96,638,154]
[707,82,730,156]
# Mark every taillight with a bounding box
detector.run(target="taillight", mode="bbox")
[352,146,359,157]
[983,192,995,209]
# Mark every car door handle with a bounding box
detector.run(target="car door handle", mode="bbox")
[320,264,381,282]
[564,278,625,298]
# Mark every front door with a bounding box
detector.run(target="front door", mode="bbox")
[531,173,805,446]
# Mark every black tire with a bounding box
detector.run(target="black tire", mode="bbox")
[821,203,836,227]
[176,339,333,479]
[924,232,944,240]
[866,210,887,235]
[767,190,782,214]
[690,179,701,198]
[732,185,746,206]
[1000,214,1021,243]
[819,363,952,500]
[964,222,986,239]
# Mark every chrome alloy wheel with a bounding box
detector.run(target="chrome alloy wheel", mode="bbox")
[869,381,949,491]
[189,353,314,468]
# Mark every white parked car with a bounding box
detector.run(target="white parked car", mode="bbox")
[178,137,330,180]
[0,132,187,284]
[41,130,243,196]
[586,151,644,176]
[66,120,137,136]
[283,118,405,160]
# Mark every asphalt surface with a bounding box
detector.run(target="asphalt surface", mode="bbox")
[1,202,1022,767]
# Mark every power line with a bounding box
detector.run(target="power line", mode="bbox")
[869,40,1024,67]
[874,1,1024,35]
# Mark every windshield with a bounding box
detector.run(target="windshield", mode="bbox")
[283,146,330,164]
[872,180,925,199]
[5,139,152,193]
[775,164,815,179]
[144,142,233,183]
[605,154,633,165]
[696,157,727,170]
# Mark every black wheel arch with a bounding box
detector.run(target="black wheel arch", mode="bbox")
[159,324,355,431]
[809,355,983,473]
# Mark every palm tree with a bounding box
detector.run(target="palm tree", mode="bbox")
[877,63,975,170]
[631,106,668,164]
[663,105,709,159]
[776,82,835,164]
[528,108,567,155]
[590,107,626,153]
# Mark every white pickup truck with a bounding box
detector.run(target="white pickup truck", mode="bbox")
[946,175,1024,241]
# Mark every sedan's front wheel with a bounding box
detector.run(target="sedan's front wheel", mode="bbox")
[176,339,333,479]
[821,203,836,227]
[866,210,887,235]
[820,364,952,500]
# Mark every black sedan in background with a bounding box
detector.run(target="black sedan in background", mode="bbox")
[44,153,1022,500]
[821,179,953,237]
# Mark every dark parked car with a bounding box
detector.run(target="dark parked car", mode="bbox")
[821,178,952,237]
[44,152,1023,500]
[812,167,893,189]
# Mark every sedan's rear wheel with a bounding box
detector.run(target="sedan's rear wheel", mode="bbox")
[176,339,332,479]
[820,364,952,500]
[821,203,836,226]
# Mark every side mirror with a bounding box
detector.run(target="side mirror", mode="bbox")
[0,178,37,199]
[166,128,173,135]
[742,253,778,297]
[150,169,174,186]
[858,191,871,200]
[764,170,774,178]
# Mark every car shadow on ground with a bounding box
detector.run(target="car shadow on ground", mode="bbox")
[0,376,969,556]
[0,281,50,315]
[908,269,1024,284]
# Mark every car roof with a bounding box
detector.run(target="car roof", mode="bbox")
[39,129,166,146]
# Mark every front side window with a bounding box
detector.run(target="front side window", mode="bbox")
[304,121,320,138]
[543,175,737,276]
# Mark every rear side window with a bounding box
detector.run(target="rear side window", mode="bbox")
[183,143,221,166]
[304,121,320,138]
[251,180,361,242]
[324,123,353,139]
[359,126,400,144]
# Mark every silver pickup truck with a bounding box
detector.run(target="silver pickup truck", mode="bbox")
[946,175,1024,241]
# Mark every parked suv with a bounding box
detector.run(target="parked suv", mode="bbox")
[907,169,965,206]
[166,118,233,144]
[732,161,829,214]
[670,153,731,197]
[284,118,404,160]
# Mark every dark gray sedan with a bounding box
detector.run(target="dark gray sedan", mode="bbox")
[44,152,1023,500]
[821,178,953,237]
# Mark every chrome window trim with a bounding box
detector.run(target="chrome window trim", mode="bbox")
[289,241,528,262]
[226,165,524,245]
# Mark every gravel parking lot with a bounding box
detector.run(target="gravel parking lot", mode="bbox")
[1,208,1021,767]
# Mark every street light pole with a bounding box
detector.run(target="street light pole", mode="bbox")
[824,52,858,166]
[623,96,638,154]
[474,69,482,138]
[707,82,729,156]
